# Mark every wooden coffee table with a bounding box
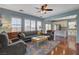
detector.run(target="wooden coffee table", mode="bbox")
[32,36,49,43]
[32,36,49,47]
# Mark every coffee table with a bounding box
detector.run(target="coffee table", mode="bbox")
[32,35,49,47]
[32,36,49,43]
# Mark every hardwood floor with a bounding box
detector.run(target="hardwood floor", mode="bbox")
[48,37,77,55]
[76,43,79,55]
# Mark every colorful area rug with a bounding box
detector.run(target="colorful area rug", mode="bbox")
[25,40,60,55]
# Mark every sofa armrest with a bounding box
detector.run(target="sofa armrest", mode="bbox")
[8,40,26,46]
[0,42,26,55]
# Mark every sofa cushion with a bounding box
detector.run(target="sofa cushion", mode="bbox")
[30,31,37,35]
[23,31,37,36]
[23,32,30,36]
[18,32,25,39]
[8,32,19,40]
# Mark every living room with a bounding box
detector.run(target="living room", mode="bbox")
[0,4,78,55]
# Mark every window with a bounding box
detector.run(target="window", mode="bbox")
[68,21,76,29]
[11,17,21,32]
[37,21,42,31]
[24,19,30,31]
[45,24,51,33]
[31,20,35,31]
[48,24,51,30]
[68,20,77,36]
[45,24,51,30]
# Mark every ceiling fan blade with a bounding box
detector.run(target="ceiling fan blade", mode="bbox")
[43,4,48,8]
[45,9,53,11]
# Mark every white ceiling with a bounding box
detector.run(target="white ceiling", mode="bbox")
[0,4,79,18]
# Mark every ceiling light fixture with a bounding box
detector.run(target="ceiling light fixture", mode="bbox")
[35,4,53,14]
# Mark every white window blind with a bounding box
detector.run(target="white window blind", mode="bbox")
[24,19,30,31]
[37,21,42,31]
[11,17,21,32]
[31,20,36,31]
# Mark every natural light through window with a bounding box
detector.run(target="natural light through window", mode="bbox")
[37,21,42,31]
[31,20,36,31]
[11,17,21,32]
[24,19,30,31]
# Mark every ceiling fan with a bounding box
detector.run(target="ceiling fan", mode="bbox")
[35,4,53,14]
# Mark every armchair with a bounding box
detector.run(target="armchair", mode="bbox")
[0,34,26,55]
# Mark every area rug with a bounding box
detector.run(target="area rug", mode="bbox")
[25,40,60,55]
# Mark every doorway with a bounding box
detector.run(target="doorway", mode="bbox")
[67,19,77,51]
[52,18,77,51]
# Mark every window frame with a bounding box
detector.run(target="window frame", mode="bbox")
[37,21,42,31]
[11,17,22,32]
